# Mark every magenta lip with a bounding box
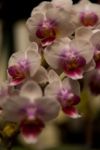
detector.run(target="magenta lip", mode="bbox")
[36,20,57,46]
[20,118,45,137]
[80,11,98,26]
[59,52,86,78]
[57,88,80,108]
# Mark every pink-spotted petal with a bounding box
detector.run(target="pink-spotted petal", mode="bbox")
[20,80,42,102]
[26,42,39,52]
[44,50,60,69]
[62,106,81,118]
[26,13,44,32]
[35,97,60,121]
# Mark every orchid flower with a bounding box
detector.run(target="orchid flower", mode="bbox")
[7,43,41,86]
[71,0,100,28]
[45,70,81,118]
[26,5,74,47]
[44,37,94,80]
[1,80,60,143]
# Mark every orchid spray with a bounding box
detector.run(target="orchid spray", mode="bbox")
[0,0,100,149]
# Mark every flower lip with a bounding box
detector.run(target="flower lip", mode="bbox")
[8,60,30,85]
[20,117,45,138]
[36,20,57,46]
[8,65,26,81]
[80,11,98,27]
[57,88,80,108]
[62,106,81,118]
[59,51,86,79]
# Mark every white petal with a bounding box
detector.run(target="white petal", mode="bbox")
[26,13,44,32]
[20,80,42,101]
[52,0,72,10]
[46,7,75,36]
[45,81,62,97]
[48,70,60,83]
[31,1,52,15]
[70,39,94,64]
[75,26,93,41]
[35,97,60,121]
[26,42,39,52]
[62,78,80,96]
[85,60,96,72]
[90,31,100,48]
[20,134,38,144]
[26,50,41,76]
[33,66,48,84]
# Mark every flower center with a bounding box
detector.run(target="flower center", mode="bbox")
[80,11,98,26]
[36,20,57,46]
[62,56,86,72]
[58,89,80,108]
[8,60,30,83]
[8,65,26,80]
[20,118,45,137]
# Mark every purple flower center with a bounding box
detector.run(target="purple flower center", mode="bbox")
[36,20,57,46]
[57,88,80,108]
[60,51,86,76]
[8,60,30,83]
[80,11,98,26]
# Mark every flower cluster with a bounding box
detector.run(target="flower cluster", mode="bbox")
[0,0,100,145]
